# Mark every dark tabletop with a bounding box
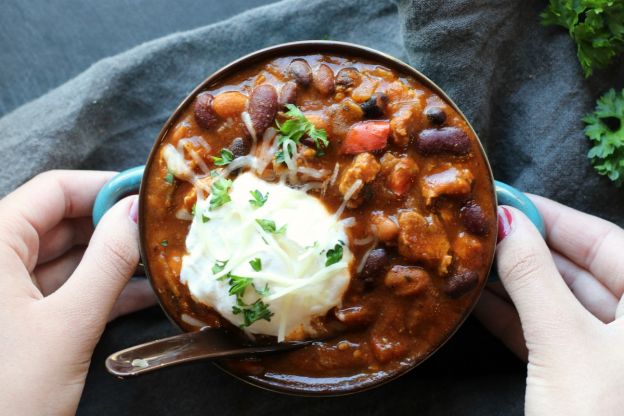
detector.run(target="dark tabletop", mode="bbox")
[0,1,526,414]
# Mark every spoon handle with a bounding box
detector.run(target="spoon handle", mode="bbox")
[105,327,307,377]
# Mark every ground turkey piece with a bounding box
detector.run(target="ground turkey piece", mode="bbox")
[338,152,381,207]
[422,166,473,205]
[397,210,452,274]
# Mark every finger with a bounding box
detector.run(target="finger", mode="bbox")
[32,246,86,296]
[496,206,589,342]
[474,288,527,361]
[37,218,93,265]
[0,170,115,274]
[551,251,618,323]
[48,196,139,333]
[529,194,624,297]
[486,281,510,301]
[108,278,157,321]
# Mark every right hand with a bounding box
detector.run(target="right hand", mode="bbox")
[475,195,624,415]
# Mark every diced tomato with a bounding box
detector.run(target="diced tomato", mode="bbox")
[341,121,390,154]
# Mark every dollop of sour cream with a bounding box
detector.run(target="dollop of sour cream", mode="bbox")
[180,172,353,341]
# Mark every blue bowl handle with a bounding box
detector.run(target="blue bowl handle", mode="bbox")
[93,166,145,226]
[489,181,545,282]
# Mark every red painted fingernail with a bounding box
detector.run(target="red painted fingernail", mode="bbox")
[497,206,513,242]
[129,197,139,224]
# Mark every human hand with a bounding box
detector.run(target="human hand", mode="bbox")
[475,195,624,415]
[0,171,156,415]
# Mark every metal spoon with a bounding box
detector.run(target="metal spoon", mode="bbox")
[106,326,312,378]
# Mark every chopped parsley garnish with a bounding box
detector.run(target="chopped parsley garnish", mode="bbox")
[160,239,169,247]
[274,104,329,163]
[584,88,624,185]
[249,189,268,208]
[255,219,287,234]
[540,0,624,77]
[212,259,228,275]
[209,177,232,210]
[212,148,234,166]
[233,299,274,328]
[201,214,210,223]
[249,258,262,271]
[164,171,175,184]
[217,268,273,328]
[227,274,254,301]
[325,242,344,266]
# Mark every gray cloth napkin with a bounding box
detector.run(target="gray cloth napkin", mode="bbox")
[1,0,622,414]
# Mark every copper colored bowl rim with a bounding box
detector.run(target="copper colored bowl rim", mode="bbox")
[138,40,496,397]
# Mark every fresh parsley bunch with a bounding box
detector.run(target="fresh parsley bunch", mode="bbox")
[541,0,624,77]
[583,88,624,185]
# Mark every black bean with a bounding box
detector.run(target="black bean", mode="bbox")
[444,267,479,298]
[278,81,298,108]
[288,59,312,87]
[248,84,278,136]
[360,93,388,119]
[194,92,218,129]
[424,106,446,125]
[358,248,390,289]
[335,67,361,88]
[416,127,471,156]
[229,137,251,158]
[459,200,489,235]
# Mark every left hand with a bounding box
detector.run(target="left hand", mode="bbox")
[0,170,156,415]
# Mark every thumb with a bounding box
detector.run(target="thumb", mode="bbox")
[496,206,583,342]
[51,196,139,332]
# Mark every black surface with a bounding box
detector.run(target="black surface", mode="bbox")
[0,1,527,414]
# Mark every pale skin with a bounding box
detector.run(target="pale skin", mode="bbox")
[0,171,623,415]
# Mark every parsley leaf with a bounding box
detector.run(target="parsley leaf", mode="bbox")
[540,0,624,77]
[249,190,268,207]
[325,242,344,266]
[233,299,274,328]
[212,148,234,166]
[227,274,254,302]
[255,219,287,234]
[160,240,169,247]
[212,259,228,276]
[164,170,175,184]
[583,88,624,185]
[249,258,262,271]
[209,177,232,210]
[274,104,329,163]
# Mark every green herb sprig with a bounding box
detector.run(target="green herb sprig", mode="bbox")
[541,0,624,77]
[583,88,624,185]
[325,242,344,266]
[212,148,234,166]
[255,219,287,234]
[209,177,232,210]
[275,104,329,163]
[249,190,268,208]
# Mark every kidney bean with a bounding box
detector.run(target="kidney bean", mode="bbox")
[424,106,446,125]
[288,59,312,87]
[444,267,479,298]
[248,84,278,135]
[313,64,335,96]
[212,91,248,119]
[278,81,298,107]
[358,248,391,289]
[459,200,489,235]
[360,93,388,119]
[229,137,251,158]
[416,127,471,156]
[335,67,361,88]
[194,92,218,129]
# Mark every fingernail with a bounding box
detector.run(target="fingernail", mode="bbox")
[497,206,513,242]
[129,197,139,224]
